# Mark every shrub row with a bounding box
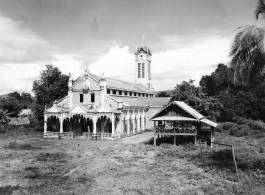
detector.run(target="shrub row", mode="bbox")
[157,144,265,172]
[216,118,265,137]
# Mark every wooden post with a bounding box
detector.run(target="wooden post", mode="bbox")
[231,146,240,182]
[60,114,63,133]
[174,135,176,145]
[111,113,115,136]
[93,114,97,134]
[154,134,156,146]
[199,140,204,170]
[44,114,47,135]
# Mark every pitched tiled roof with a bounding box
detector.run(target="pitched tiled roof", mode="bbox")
[111,96,148,107]
[141,97,171,107]
[91,74,153,93]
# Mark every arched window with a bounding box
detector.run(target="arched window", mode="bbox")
[138,63,141,78]
[142,62,145,78]
[80,94,83,103]
[91,93,95,103]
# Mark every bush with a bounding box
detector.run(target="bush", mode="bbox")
[236,149,265,171]
[215,124,223,132]
[229,126,239,135]
[222,122,236,131]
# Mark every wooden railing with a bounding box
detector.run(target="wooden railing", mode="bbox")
[45,132,74,138]
[82,132,119,140]
[154,126,196,135]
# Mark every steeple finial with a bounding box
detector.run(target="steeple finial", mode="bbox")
[141,35,146,46]
[84,62,89,75]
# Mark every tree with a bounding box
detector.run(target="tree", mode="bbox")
[20,92,34,109]
[156,91,170,97]
[200,64,232,96]
[0,109,11,129]
[8,91,21,101]
[32,65,69,122]
[0,96,22,117]
[171,79,222,120]
[230,0,265,85]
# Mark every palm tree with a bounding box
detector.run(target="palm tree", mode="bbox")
[230,0,265,85]
[0,109,11,128]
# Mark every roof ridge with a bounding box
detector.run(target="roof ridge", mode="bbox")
[91,73,151,89]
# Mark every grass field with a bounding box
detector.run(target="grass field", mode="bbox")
[0,130,265,195]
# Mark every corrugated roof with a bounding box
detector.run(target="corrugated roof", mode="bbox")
[151,116,196,121]
[141,97,171,107]
[9,117,30,125]
[201,118,218,127]
[111,96,148,107]
[151,101,204,120]
[92,74,153,93]
[174,101,204,119]
[151,101,217,127]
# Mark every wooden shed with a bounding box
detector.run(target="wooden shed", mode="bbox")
[150,101,218,147]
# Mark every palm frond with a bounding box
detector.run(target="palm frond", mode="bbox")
[230,24,265,83]
[255,0,265,20]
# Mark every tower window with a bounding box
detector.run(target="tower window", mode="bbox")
[119,91,122,95]
[148,62,151,79]
[107,89,110,94]
[125,91,128,95]
[130,92,132,96]
[91,93,95,103]
[138,63,141,78]
[112,90,116,94]
[134,92,137,96]
[142,63,145,78]
[80,94,83,103]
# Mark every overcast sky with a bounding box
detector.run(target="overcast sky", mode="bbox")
[0,0,259,94]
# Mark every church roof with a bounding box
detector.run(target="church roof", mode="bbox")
[141,97,171,107]
[91,74,153,93]
[111,96,148,107]
[110,96,171,108]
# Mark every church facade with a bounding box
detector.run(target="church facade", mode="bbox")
[44,44,171,139]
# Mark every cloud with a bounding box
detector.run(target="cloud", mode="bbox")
[0,62,45,95]
[86,34,231,91]
[0,13,54,64]
[89,46,134,78]
[0,29,231,95]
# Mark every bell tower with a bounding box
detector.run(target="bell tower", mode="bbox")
[135,35,153,90]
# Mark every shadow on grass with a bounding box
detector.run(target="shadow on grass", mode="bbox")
[4,140,41,150]
[0,185,20,195]
[36,152,67,161]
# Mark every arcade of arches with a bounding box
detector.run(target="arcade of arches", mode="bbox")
[44,110,147,138]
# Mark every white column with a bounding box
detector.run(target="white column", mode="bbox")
[111,113,115,135]
[137,112,140,133]
[93,114,97,134]
[132,118,135,134]
[127,114,130,135]
[60,114,63,133]
[44,114,47,135]
[69,91,73,109]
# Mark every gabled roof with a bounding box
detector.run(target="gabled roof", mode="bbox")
[92,74,153,93]
[151,101,204,120]
[141,97,171,107]
[151,101,218,127]
[111,96,148,107]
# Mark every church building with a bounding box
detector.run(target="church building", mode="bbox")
[44,43,171,139]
